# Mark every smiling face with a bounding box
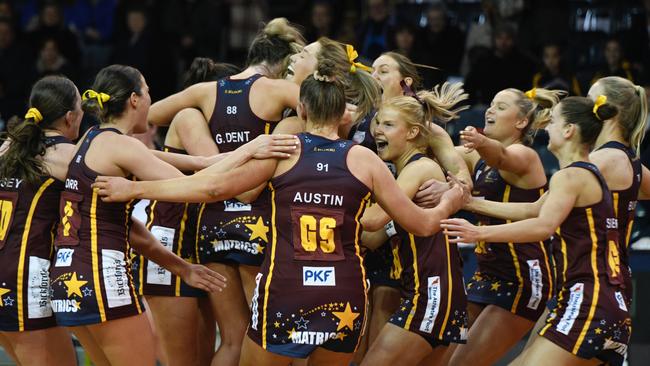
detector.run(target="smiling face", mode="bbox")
[484,90,528,142]
[372,54,407,100]
[372,107,415,162]
[288,41,321,84]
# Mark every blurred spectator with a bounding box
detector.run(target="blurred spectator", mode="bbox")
[26,1,82,67]
[464,23,536,104]
[160,0,230,66]
[0,17,35,123]
[358,0,394,61]
[531,43,581,95]
[304,1,337,43]
[420,3,465,86]
[35,38,76,81]
[422,3,464,74]
[591,38,641,85]
[63,0,117,78]
[460,0,500,76]
[390,23,422,62]
[111,5,177,101]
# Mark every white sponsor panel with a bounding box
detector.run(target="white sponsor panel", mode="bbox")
[419,276,441,333]
[614,291,628,312]
[146,226,174,286]
[27,256,52,319]
[556,283,584,335]
[223,199,252,212]
[384,221,397,237]
[302,267,336,286]
[527,259,543,310]
[54,248,74,267]
[102,249,132,308]
[250,273,263,330]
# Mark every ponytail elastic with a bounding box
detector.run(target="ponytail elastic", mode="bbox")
[82,89,111,110]
[345,45,372,74]
[524,88,536,100]
[593,95,607,119]
[24,108,43,124]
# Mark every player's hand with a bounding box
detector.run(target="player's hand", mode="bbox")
[440,218,482,243]
[92,176,136,202]
[247,134,299,159]
[440,184,465,214]
[414,179,450,208]
[179,263,227,292]
[459,126,486,153]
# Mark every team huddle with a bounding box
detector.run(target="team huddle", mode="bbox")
[0,17,648,366]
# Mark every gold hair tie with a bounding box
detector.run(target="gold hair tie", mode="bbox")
[24,107,43,124]
[346,44,372,74]
[593,95,607,119]
[82,89,111,110]
[524,88,536,100]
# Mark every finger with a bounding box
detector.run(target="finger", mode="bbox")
[446,236,464,243]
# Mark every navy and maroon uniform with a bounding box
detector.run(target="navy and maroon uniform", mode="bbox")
[595,141,640,304]
[467,159,553,321]
[132,146,203,297]
[197,74,279,266]
[51,127,143,326]
[248,133,370,358]
[0,136,70,331]
[539,162,631,365]
[349,111,400,289]
[388,154,468,347]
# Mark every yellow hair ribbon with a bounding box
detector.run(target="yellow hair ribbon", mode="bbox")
[524,88,536,100]
[24,107,43,124]
[593,95,607,119]
[346,44,372,74]
[82,89,111,110]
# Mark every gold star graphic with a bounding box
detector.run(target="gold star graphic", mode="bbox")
[595,328,602,335]
[332,302,359,331]
[72,300,81,311]
[274,321,280,328]
[286,327,297,338]
[246,217,269,243]
[490,282,501,292]
[0,288,10,307]
[256,244,265,254]
[334,332,348,341]
[64,272,88,298]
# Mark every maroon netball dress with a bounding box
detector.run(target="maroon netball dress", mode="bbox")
[467,159,553,321]
[248,133,371,358]
[197,74,280,266]
[50,127,143,326]
[0,136,70,331]
[539,161,631,366]
[388,154,468,348]
[595,141,641,304]
[132,145,203,297]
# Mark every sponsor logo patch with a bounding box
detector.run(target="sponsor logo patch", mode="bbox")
[419,276,441,333]
[302,266,336,286]
[55,248,74,267]
[556,283,584,335]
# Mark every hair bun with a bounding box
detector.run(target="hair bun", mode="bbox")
[315,59,337,81]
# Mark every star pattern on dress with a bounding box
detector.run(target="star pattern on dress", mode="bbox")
[3,296,14,307]
[0,288,10,307]
[215,229,227,239]
[83,287,93,297]
[64,272,87,298]
[276,312,282,318]
[295,317,309,330]
[245,217,269,243]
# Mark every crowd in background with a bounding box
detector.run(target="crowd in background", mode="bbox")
[0,0,650,242]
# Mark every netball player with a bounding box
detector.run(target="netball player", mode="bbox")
[136,57,240,366]
[353,52,471,359]
[47,65,229,366]
[435,88,561,366]
[146,19,305,366]
[442,96,631,366]
[93,60,466,366]
[521,75,649,351]
[358,86,469,366]
[0,76,79,365]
